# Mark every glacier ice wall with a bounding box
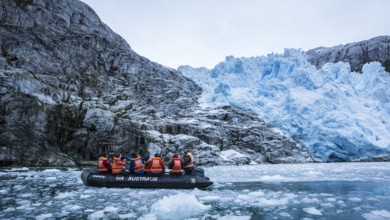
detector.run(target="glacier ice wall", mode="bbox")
[179,49,390,161]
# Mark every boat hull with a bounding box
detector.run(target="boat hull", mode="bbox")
[81,169,213,189]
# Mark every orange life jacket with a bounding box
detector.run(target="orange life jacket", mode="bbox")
[149,157,163,173]
[183,155,194,169]
[133,156,144,173]
[112,157,123,174]
[97,157,109,173]
[171,157,182,173]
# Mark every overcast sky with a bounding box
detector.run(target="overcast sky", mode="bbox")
[81,0,390,69]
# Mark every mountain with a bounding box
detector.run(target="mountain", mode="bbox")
[0,0,311,166]
[179,48,390,162]
[307,36,390,73]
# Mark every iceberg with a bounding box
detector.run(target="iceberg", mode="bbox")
[178,49,390,162]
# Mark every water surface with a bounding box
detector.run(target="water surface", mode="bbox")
[1,162,389,219]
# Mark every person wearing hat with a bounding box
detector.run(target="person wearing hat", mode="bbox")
[183,152,194,175]
[146,153,165,175]
[127,152,146,174]
[168,154,183,175]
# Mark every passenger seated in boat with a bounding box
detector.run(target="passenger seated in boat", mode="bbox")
[145,153,165,175]
[183,152,195,175]
[97,153,112,173]
[127,152,145,175]
[168,154,183,175]
[112,153,126,174]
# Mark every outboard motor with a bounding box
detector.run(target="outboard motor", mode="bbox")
[191,167,205,177]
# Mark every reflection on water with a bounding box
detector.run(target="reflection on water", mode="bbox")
[1,164,390,219]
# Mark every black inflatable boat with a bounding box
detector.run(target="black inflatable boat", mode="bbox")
[81,168,213,189]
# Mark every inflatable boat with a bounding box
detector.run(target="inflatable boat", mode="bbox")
[81,168,213,189]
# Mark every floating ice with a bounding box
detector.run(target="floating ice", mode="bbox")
[149,192,211,219]
[303,207,323,215]
[362,210,390,220]
[1,164,389,219]
[217,216,251,220]
[36,213,53,220]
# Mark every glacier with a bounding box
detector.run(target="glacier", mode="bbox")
[178,49,390,162]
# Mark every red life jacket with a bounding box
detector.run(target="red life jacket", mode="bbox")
[171,158,182,173]
[112,157,123,174]
[133,156,144,173]
[97,157,109,173]
[149,157,164,173]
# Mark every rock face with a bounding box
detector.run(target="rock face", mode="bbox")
[306,36,390,73]
[0,0,313,167]
[147,105,313,166]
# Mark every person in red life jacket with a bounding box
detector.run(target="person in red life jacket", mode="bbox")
[183,152,195,175]
[112,153,126,174]
[127,152,146,174]
[146,153,165,175]
[97,153,112,173]
[168,154,183,175]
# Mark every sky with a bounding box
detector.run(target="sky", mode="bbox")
[80,0,390,69]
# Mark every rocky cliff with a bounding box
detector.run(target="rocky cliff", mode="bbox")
[306,36,390,73]
[0,0,312,167]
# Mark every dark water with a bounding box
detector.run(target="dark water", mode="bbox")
[1,163,390,219]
